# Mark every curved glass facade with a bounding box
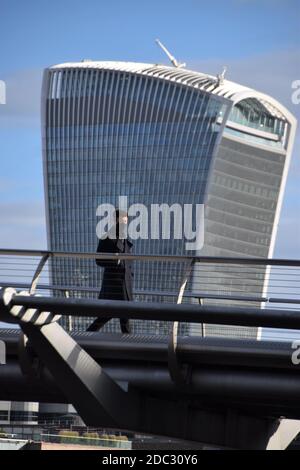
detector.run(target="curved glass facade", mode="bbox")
[228,98,287,137]
[42,63,294,338]
[43,66,229,333]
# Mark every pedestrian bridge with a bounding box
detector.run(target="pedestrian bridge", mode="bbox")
[0,248,300,449]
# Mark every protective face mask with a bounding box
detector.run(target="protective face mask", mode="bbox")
[118,222,128,239]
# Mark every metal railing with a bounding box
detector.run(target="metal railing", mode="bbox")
[1,248,300,340]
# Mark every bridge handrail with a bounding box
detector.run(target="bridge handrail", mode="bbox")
[1,248,300,266]
[1,281,300,305]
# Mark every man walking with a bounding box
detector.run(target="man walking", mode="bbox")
[87,210,133,333]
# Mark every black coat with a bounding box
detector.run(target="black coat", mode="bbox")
[96,237,133,301]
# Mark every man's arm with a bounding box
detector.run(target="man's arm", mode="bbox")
[95,238,120,267]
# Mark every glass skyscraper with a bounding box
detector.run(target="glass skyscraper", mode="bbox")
[41,61,297,337]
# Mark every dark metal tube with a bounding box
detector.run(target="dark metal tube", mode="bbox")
[0,248,299,266]
[1,360,300,414]
[11,295,300,329]
[0,329,297,370]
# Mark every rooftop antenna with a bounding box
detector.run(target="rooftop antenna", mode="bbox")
[155,39,186,68]
[216,66,227,86]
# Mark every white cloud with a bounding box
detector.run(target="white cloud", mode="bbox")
[0,69,43,128]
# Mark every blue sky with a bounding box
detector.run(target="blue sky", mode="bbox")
[0,0,299,71]
[0,0,299,258]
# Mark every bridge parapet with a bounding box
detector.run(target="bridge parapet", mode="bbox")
[1,249,300,448]
[1,248,300,340]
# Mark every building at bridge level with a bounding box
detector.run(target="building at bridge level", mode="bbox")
[41,61,297,338]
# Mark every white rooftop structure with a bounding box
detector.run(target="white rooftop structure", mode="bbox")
[50,61,294,122]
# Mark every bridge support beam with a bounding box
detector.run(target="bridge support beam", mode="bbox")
[267,419,300,450]
[134,394,281,449]
[0,287,139,429]
[19,321,139,429]
[0,287,298,449]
